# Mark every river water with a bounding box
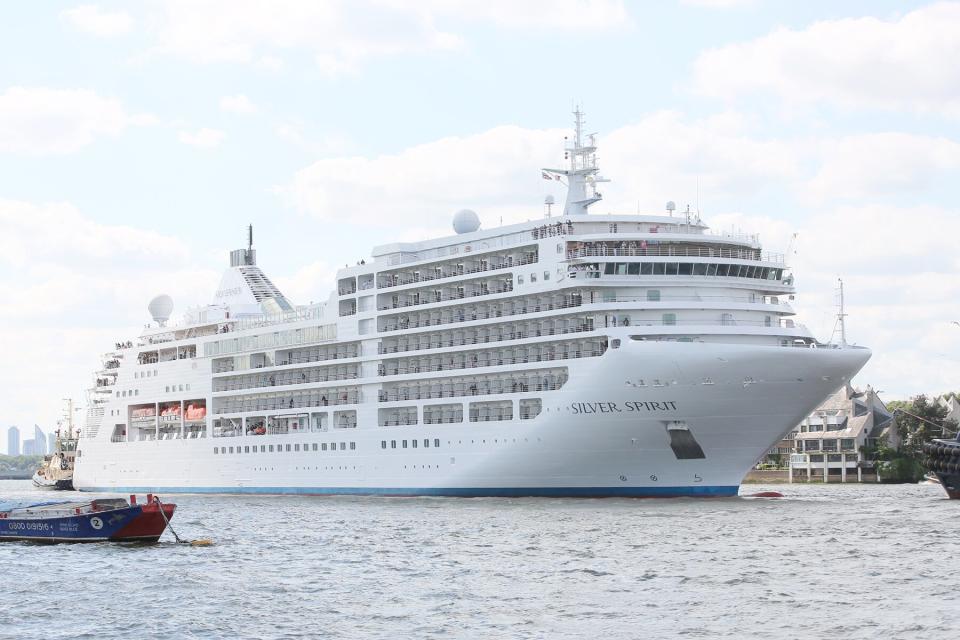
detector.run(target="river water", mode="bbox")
[1,480,958,639]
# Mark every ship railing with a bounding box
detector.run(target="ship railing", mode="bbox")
[378,349,602,376]
[378,379,566,403]
[379,283,514,311]
[379,297,584,332]
[214,370,360,392]
[377,253,538,289]
[213,393,360,415]
[625,319,806,330]
[378,324,595,354]
[469,413,514,422]
[423,417,463,424]
[566,247,783,263]
[603,294,793,305]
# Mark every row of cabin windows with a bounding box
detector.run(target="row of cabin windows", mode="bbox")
[213,442,356,454]
[382,439,441,449]
[134,370,158,379]
[516,271,552,285]
[601,262,783,280]
[165,383,191,393]
[118,389,139,397]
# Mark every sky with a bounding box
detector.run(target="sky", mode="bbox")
[2,0,959,451]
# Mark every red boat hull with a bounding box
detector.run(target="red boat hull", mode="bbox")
[110,501,176,542]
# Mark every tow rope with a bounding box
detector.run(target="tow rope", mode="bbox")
[153,496,213,546]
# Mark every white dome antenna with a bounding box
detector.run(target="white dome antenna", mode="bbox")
[148,294,174,327]
[452,209,481,234]
[544,194,555,217]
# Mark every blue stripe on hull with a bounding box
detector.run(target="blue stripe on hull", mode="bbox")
[80,485,739,498]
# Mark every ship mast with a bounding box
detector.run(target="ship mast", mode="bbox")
[542,107,609,216]
[838,278,848,347]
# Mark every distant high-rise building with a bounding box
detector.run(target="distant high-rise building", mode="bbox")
[22,439,36,456]
[33,425,45,456]
[6,426,19,456]
[48,432,56,453]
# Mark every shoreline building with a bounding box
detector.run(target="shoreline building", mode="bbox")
[6,426,19,456]
[789,385,895,483]
[22,425,47,456]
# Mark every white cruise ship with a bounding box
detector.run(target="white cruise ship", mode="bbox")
[73,111,870,497]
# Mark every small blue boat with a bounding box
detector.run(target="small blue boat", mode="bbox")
[0,495,176,543]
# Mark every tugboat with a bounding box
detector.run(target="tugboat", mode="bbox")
[922,438,960,498]
[0,494,176,543]
[32,400,79,490]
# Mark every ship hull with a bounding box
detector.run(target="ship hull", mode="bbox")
[75,341,870,497]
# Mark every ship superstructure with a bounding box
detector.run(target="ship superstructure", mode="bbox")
[73,111,871,496]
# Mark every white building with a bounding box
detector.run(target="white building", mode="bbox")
[790,385,895,483]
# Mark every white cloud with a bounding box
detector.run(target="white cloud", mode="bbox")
[692,3,960,116]
[680,0,755,8]
[278,124,564,227]
[277,113,960,399]
[178,127,225,148]
[0,87,154,155]
[804,133,960,203]
[0,199,220,437]
[60,4,133,36]
[423,0,630,30]
[278,112,802,226]
[149,1,461,73]
[709,205,960,399]
[145,0,626,72]
[220,94,258,114]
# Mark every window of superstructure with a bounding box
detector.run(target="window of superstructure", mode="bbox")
[678,263,692,276]
[339,442,346,450]
[350,442,356,450]
[381,441,387,449]
[269,445,274,452]
[434,439,440,447]
[653,263,666,275]
[244,446,249,453]
[517,275,524,285]
[402,440,408,448]
[543,271,550,281]
[647,290,660,302]
[424,439,430,448]
[261,445,266,452]
[285,444,291,452]
[530,273,537,283]
[412,439,418,448]
[662,313,677,326]
[229,447,234,453]
[640,263,653,275]
[322,443,328,451]
[294,444,300,451]
[627,264,640,275]
[693,263,708,276]
[391,440,396,449]
[214,447,219,454]
[313,443,318,451]
[665,263,679,276]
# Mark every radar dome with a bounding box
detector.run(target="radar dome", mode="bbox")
[148,294,174,326]
[452,209,480,234]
